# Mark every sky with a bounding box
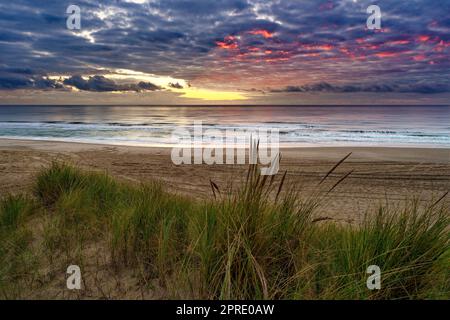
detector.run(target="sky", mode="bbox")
[0,0,449,105]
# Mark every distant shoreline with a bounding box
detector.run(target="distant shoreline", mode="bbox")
[1,137,449,151]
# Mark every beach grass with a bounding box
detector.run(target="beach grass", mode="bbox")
[0,194,37,298]
[0,160,448,299]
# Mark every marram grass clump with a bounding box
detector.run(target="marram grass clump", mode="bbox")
[0,160,448,299]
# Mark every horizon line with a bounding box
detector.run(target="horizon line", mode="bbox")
[1,104,450,107]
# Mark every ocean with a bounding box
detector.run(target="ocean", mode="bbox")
[0,105,448,148]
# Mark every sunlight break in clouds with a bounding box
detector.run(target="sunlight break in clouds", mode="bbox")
[178,88,247,101]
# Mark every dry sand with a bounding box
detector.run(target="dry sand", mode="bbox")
[0,138,449,223]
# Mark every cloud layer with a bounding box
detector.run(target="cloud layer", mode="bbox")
[0,0,449,101]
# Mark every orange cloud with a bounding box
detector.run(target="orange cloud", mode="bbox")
[248,29,274,38]
[434,40,450,52]
[375,51,398,58]
[216,35,238,49]
[413,54,427,61]
[216,42,237,49]
[417,35,431,42]
[264,57,289,63]
[299,43,334,51]
[387,40,410,45]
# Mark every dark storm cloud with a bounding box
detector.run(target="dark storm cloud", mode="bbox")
[0,0,449,93]
[0,66,63,89]
[168,82,184,89]
[63,75,161,92]
[0,68,161,92]
[271,82,450,94]
[0,75,63,89]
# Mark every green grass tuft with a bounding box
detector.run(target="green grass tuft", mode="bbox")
[0,161,447,299]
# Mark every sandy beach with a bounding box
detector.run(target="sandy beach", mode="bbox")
[0,138,448,223]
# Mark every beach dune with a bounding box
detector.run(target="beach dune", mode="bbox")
[0,138,448,223]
